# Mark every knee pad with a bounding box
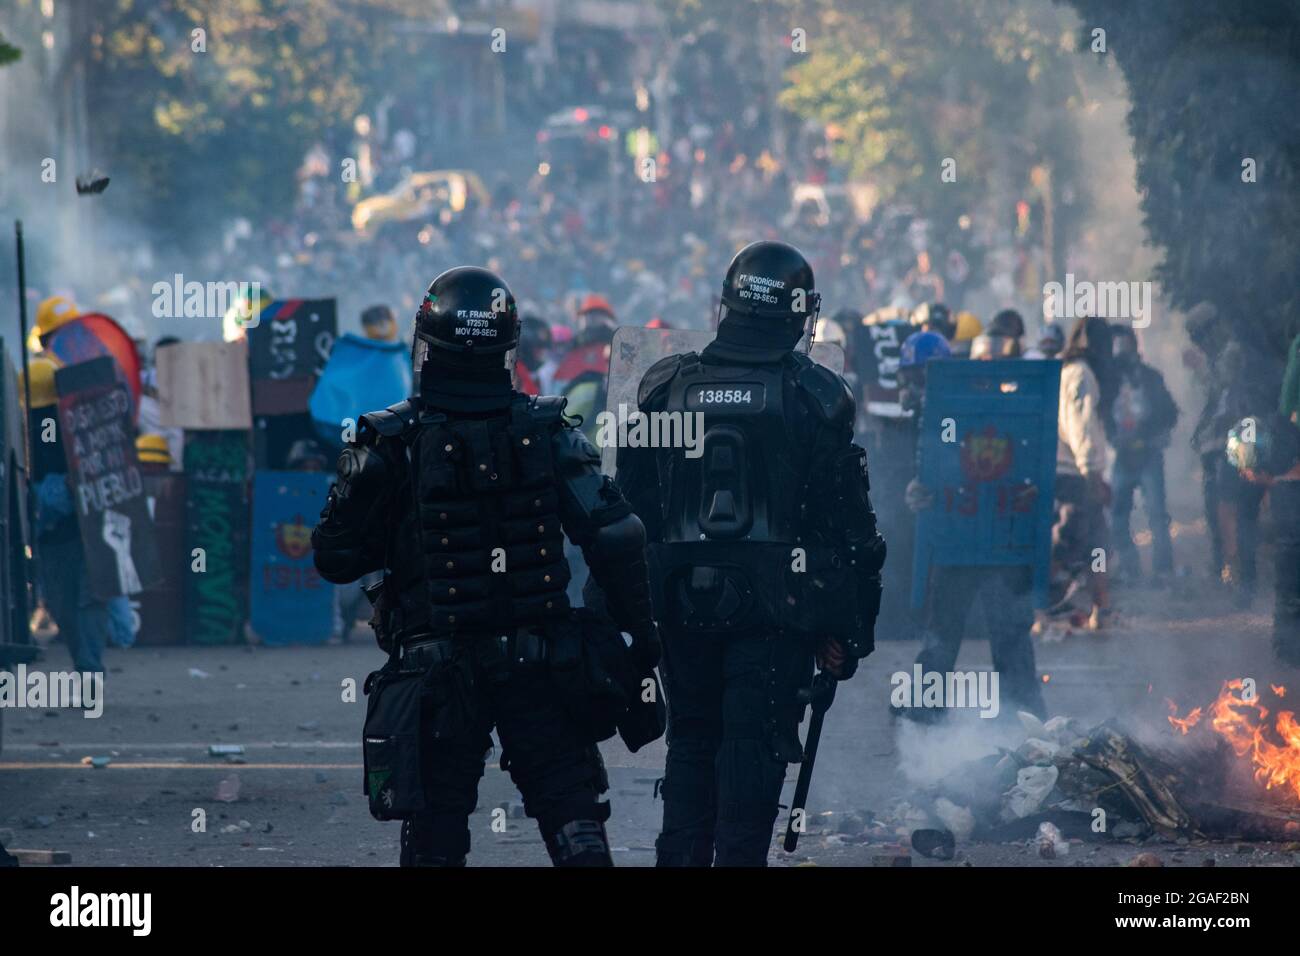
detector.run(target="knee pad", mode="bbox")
[514,745,610,831]
[544,819,613,867]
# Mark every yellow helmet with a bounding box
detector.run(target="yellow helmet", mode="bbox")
[954,311,983,342]
[29,296,81,352]
[136,433,172,466]
[21,356,62,408]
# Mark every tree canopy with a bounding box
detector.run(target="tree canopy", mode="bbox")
[1063,0,1300,363]
[777,0,1086,245]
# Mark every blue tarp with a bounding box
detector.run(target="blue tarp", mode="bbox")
[911,359,1061,609]
[309,334,412,448]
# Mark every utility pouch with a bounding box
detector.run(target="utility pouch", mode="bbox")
[361,662,428,821]
[549,610,627,745]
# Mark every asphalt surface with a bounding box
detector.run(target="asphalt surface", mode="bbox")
[2,564,1298,868]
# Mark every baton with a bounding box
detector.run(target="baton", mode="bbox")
[783,669,838,852]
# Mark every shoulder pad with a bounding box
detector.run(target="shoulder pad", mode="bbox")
[795,362,854,424]
[357,399,417,444]
[528,394,568,425]
[638,353,690,409]
[552,419,601,467]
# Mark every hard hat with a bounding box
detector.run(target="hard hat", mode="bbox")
[954,311,983,342]
[136,433,173,466]
[577,293,616,319]
[21,356,62,408]
[899,330,952,368]
[29,296,81,351]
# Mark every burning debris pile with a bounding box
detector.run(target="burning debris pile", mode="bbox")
[813,683,1300,861]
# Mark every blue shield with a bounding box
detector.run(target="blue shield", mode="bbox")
[911,359,1060,608]
[249,471,334,645]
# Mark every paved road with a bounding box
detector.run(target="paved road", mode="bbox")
[2,575,1298,867]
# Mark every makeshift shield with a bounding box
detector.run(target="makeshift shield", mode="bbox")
[54,358,162,601]
[910,359,1061,609]
[249,471,334,645]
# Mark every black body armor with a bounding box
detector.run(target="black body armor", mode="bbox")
[407,395,575,633]
[620,347,884,656]
[314,393,653,648]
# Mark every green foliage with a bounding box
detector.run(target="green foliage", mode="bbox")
[778,0,1084,235]
[0,31,21,68]
[81,0,434,245]
[1063,0,1300,361]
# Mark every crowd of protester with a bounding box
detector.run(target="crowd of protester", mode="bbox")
[12,25,1298,668]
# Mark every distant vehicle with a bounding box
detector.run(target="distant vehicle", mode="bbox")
[351,170,491,235]
[536,106,625,183]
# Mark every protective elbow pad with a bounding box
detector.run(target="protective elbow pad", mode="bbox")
[312,537,368,584]
[587,513,653,633]
[589,512,647,561]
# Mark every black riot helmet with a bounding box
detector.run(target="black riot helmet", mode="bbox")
[717,240,821,348]
[412,266,519,376]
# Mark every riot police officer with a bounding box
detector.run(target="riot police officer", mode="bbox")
[613,241,886,866]
[312,266,661,867]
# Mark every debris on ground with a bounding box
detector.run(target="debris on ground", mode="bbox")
[910,828,956,860]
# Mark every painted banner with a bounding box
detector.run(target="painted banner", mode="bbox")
[854,318,911,419]
[54,359,161,601]
[183,431,250,644]
[247,299,337,416]
[911,359,1061,609]
[248,471,333,645]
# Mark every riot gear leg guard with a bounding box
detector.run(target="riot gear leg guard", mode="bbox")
[399,816,468,867]
[655,628,723,864]
[712,636,805,867]
[544,819,614,867]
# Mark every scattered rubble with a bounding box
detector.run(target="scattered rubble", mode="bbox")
[874,710,1300,861]
[910,828,956,860]
[1036,822,1068,858]
[215,774,241,803]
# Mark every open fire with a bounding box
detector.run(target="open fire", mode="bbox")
[1168,680,1300,803]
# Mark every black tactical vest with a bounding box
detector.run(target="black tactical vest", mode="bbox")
[407,395,573,635]
[649,352,825,631]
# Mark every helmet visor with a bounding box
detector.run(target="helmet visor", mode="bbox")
[411,334,432,381]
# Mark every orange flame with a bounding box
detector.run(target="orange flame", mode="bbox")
[1166,699,1202,735]
[1203,679,1300,802]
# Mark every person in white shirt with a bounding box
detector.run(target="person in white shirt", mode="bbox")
[1052,317,1113,628]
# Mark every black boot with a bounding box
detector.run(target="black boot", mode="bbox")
[654,834,714,867]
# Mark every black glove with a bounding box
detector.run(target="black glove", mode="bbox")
[628,621,661,673]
